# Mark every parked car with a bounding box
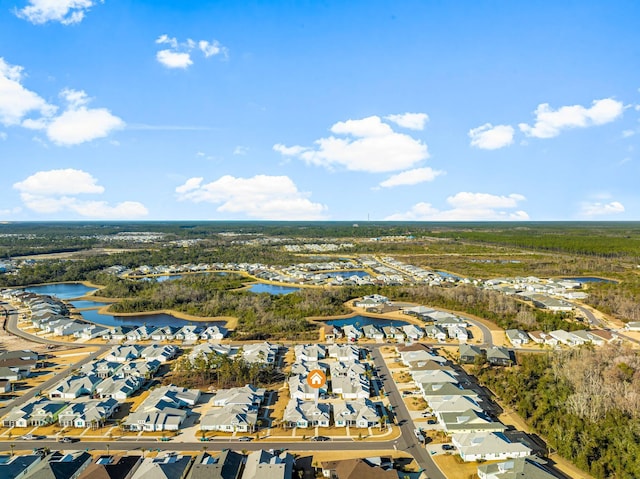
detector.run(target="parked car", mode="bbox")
[442,444,455,451]
[237,436,253,442]
[21,434,37,440]
[58,437,78,443]
[310,436,330,441]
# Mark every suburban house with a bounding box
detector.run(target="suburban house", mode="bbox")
[95,376,145,400]
[424,325,448,342]
[140,344,178,363]
[294,344,326,362]
[78,455,143,479]
[440,409,506,434]
[289,374,326,400]
[57,397,119,428]
[402,324,425,341]
[381,326,405,341]
[477,456,562,479]
[242,450,295,479]
[130,453,193,479]
[320,458,397,479]
[199,325,228,340]
[283,399,330,428]
[331,375,370,399]
[25,451,92,479]
[2,397,67,427]
[0,454,42,479]
[452,432,531,462]
[200,404,258,433]
[186,451,244,479]
[48,375,103,400]
[459,345,484,364]
[486,347,514,367]
[332,399,381,428]
[105,345,142,363]
[123,385,200,432]
[362,324,384,341]
[327,345,361,362]
[429,396,484,416]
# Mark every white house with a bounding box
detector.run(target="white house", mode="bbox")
[452,432,531,462]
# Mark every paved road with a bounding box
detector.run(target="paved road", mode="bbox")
[0,438,402,453]
[371,347,445,479]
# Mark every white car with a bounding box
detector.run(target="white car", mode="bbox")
[414,429,425,442]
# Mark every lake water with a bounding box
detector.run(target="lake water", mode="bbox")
[70,300,110,309]
[323,315,410,328]
[561,277,618,284]
[24,283,96,299]
[248,283,300,295]
[79,308,226,328]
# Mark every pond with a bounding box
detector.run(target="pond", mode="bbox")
[78,308,227,328]
[69,300,111,309]
[248,283,300,295]
[323,315,410,329]
[561,277,619,284]
[24,283,96,299]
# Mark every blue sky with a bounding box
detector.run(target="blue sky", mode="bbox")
[1,0,639,221]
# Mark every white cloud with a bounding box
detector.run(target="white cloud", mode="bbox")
[43,89,124,145]
[199,40,227,58]
[14,168,104,195]
[469,123,515,150]
[0,132,6,140]
[0,57,55,126]
[175,174,328,220]
[16,0,102,25]
[155,34,178,49]
[155,35,226,69]
[580,201,625,217]
[519,98,624,139]
[386,192,528,221]
[274,115,429,173]
[13,168,148,219]
[385,113,429,130]
[622,129,635,138]
[156,50,193,69]
[447,192,525,209]
[0,59,122,145]
[233,145,249,155]
[378,167,444,188]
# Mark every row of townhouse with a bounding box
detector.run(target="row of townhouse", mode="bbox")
[3,287,229,344]
[397,344,532,463]
[328,320,470,344]
[102,324,227,342]
[508,328,618,347]
[200,384,266,433]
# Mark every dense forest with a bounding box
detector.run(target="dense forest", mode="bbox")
[476,346,640,479]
